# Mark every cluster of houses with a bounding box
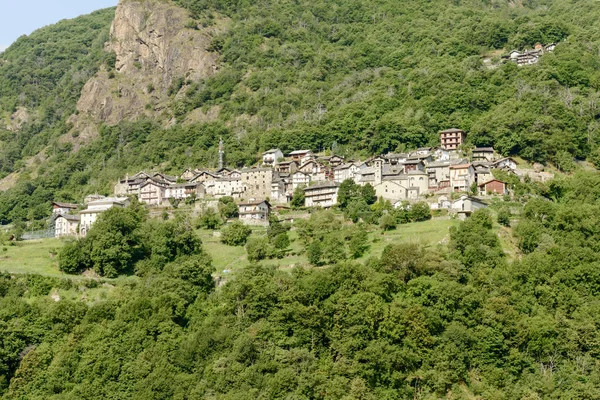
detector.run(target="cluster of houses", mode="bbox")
[52,195,129,238]
[502,43,556,66]
[51,128,521,236]
[112,128,515,208]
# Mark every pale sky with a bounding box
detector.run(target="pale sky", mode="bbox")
[0,0,118,51]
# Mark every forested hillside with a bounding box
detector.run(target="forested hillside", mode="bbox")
[0,8,115,177]
[2,0,600,222]
[3,173,600,398]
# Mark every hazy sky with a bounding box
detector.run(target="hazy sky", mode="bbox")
[0,0,118,52]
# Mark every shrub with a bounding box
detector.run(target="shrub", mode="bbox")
[246,238,269,261]
[380,213,397,231]
[497,209,511,227]
[220,221,252,246]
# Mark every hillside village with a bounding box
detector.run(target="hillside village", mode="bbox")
[51,128,554,238]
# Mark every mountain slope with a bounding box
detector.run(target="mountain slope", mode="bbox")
[2,0,600,223]
[0,8,115,177]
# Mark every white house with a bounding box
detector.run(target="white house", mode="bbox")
[165,182,206,200]
[54,214,80,238]
[429,195,452,210]
[238,200,271,226]
[262,149,284,166]
[52,202,78,216]
[334,163,360,183]
[491,157,517,171]
[292,171,311,189]
[451,195,488,220]
[79,197,128,236]
[205,178,243,198]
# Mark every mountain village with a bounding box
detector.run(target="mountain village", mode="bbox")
[51,128,553,238]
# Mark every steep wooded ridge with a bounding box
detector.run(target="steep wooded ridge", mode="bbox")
[1,0,600,221]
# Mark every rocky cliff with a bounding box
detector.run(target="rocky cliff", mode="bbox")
[69,0,223,141]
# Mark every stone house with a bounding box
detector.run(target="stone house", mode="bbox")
[54,214,80,238]
[426,161,452,189]
[472,147,495,162]
[277,161,298,174]
[189,171,220,183]
[241,168,274,199]
[180,168,197,181]
[473,163,493,185]
[328,155,345,168]
[304,181,339,208]
[238,200,271,226]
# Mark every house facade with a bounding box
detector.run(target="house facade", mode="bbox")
[54,214,80,238]
[478,179,507,195]
[238,200,271,226]
[304,182,339,208]
[472,147,495,162]
[451,195,488,219]
[52,202,78,215]
[440,128,466,150]
[79,197,128,236]
[139,180,168,205]
[241,168,274,200]
[262,149,284,166]
[449,164,475,192]
[166,182,206,200]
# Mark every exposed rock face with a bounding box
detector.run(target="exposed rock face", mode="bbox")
[1,107,30,132]
[70,0,221,137]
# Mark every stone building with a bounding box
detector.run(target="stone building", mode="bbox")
[241,168,274,200]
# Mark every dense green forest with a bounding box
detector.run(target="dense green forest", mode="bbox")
[1,0,600,223]
[2,173,600,398]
